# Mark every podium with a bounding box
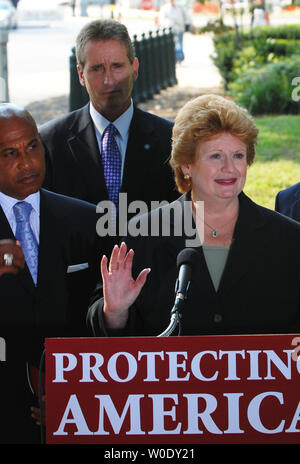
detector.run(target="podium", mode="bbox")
[45,334,300,444]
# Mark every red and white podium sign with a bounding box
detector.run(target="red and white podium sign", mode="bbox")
[45,334,300,444]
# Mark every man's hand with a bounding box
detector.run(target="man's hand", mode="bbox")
[0,239,25,277]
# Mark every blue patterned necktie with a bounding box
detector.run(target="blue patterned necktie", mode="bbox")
[101,123,121,208]
[13,201,38,285]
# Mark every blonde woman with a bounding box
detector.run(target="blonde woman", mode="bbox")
[88,95,300,337]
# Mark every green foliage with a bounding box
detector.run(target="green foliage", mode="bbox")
[196,19,233,35]
[249,24,300,40]
[212,32,242,87]
[244,159,300,209]
[252,38,300,59]
[231,45,263,76]
[254,114,300,163]
[244,115,300,209]
[212,24,300,114]
[210,25,300,207]
[212,37,238,88]
[229,56,300,115]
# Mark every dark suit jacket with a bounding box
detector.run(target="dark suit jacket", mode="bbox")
[0,188,100,333]
[275,182,300,222]
[0,188,100,443]
[88,192,300,337]
[40,104,179,208]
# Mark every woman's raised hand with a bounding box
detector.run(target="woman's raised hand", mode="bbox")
[101,242,150,329]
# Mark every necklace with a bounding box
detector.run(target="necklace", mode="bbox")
[204,213,238,238]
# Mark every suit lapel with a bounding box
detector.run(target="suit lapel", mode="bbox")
[291,200,300,221]
[69,105,100,165]
[36,190,67,325]
[167,193,267,296]
[122,108,157,201]
[167,195,217,296]
[37,190,56,286]
[291,186,300,221]
[67,105,109,202]
[37,190,66,292]
[65,105,170,206]
[0,207,14,240]
[217,192,266,294]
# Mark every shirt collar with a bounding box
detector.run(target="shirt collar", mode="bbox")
[89,100,133,140]
[0,190,40,218]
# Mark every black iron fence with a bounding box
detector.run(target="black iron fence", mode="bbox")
[69,28,177,111]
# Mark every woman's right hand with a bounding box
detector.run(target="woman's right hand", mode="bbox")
[101,242,150,329]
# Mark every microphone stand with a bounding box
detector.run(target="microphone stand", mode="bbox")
[157,248,197,337]
[157,307,181,337]
[157,294,184,337]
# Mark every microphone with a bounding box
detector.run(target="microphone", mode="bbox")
[157,248,198,337]
[173,248,199,313]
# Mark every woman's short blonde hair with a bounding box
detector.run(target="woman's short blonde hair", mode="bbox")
[170,94,258,193]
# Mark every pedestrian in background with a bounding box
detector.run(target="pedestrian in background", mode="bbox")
[71,0,76,16]
[159,0,190,64]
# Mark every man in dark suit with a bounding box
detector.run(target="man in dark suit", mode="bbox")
[40,19,179,219]
[0,103,101,443]
[275,182,300,221]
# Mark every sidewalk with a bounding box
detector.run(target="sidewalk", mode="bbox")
[176,32,222,89]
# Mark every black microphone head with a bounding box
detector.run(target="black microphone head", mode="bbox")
[176,248,199,270]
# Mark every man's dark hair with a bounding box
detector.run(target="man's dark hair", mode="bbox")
[76,19,135,67]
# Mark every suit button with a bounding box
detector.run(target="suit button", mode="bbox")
[214,313,222,323]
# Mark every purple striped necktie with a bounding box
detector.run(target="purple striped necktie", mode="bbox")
[101,123,121,208]
[13,201,38,285]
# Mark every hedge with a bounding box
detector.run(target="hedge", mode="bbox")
[229,56,300,115]
[212,25,300,87]
[212,24,300,113]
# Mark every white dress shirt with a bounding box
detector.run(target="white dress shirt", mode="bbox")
[0,191,40,243]
[89,100,134,180]
[0,191,88,274]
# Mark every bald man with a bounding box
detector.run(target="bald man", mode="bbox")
[0,104,101,443]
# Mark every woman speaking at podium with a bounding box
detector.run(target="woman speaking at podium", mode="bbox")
[87,95,300,337]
